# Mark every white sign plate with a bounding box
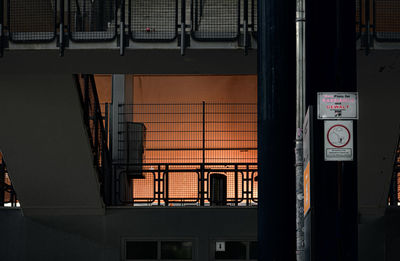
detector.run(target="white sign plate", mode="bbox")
[216,242,225,252]
[324,120,353,161]
[317,92,358,119]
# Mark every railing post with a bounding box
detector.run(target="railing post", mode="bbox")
[164,164,169,206]
[235,164,238,206]
[84,75,90,127]
[243,0,249,55]
[94,111,99,164]
[364,0,371,54]
[180,0,186,56]
[119,0,125,56]
[59,0,65,56]
[200,101,205,206]
[194,0,198,31]
[104,103,109,146]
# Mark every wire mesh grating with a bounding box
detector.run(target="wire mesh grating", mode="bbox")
[116,103,257,206]
[68,0,117,41]
[374,0,400,41]
[129,0,178,41]
[191,0,240,41]
[7,0,57,42]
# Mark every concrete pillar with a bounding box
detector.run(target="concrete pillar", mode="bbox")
[111,74,133,162]
[257,0,297,259]
[111,74,134,204]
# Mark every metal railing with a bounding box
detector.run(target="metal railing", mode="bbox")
[68,0,118,41]
[7,0,57,42]
[75,74,112,204]
[115,163,258,206]
[129,0,178,42]
[374,0,400,42]
[191,0,240,41]
[115,102,257,206]
[0,153,17,207]
[0,0,260,54]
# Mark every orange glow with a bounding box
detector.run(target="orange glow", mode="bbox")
[95,75,258,204]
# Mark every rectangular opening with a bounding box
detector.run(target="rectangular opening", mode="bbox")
[126,241,158,260]
[161,241,193,260]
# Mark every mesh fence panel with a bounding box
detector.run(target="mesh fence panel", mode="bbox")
[191,0,239,41]
[129,0,177,41]
[68,0,117,41]
[131,172,155,202]
[374,0,400,41]
[167,171,198,203]
[8,0,57,42]
[118,103,257,206]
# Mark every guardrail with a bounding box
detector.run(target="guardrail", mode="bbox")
[0,0,257,55]
[75,74,112,204]
[114,102,257,206]
[115,162,258,206]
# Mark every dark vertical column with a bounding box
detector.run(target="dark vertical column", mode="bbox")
[257,0,296,259]
[306,0,357,259]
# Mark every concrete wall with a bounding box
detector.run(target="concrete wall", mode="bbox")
[0,207,257,261]
[0,74,103,215]
[357,50,400,261]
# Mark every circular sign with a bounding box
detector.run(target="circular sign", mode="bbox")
[327,124,351,148]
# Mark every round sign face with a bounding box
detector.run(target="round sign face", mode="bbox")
[327,124,351,148]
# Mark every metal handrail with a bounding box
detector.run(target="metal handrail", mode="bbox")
[115,162,258,206]
[75,74,112,204]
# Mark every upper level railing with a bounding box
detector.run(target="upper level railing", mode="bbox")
[75,74,112,204]
[0,0,260,55]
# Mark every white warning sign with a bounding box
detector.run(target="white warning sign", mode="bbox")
[324,120,353,161]
[317,92,358,119]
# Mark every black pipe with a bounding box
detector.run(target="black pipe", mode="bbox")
[257,0,296,259]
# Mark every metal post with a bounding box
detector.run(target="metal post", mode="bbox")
[59,0,65,57]
[194,0,198,31]
[105,103,109,146]
[181,0,186,56]
[200,101,205,206]
[164,164,169,206]
[295,0,306,258]
[257,0,296,259]
[365,0,371,54]
[120,0,125,56]
[243,0,248,55]
[235,164,238,206]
